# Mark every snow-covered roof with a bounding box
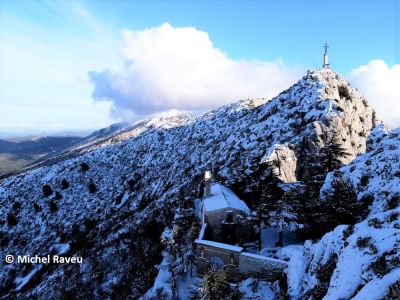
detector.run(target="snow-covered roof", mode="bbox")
[202,183,250,213]
[195,239,243,252]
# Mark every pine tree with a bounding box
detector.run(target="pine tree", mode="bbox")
[234,213,259,245]
[165,196,199,279]
[319,136,350,173]
[268,189,303,247]
[320,172,359,228]
[42,184,53,197]
[296,178,325,239]
[201,270,231,300]
[88,181,97,193]
[55,191,63,200]
[61,179,69,189]
[257,172,284,248]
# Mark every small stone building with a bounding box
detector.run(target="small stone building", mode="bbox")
[200,183,250,242]
[195,172,288,280]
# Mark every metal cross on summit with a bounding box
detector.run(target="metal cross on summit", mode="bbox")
[323,43,330,69]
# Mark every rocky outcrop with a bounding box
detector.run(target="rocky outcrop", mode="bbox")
[259,68,379,182]
[261,144,298,182]
[305,69,377,164]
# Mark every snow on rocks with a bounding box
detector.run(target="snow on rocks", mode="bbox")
[238,278,276,300]
[352,268,400,300]
[287,125,400,299]
[286,209,400,299]
[143,252,174,300]
[321,127,400,215]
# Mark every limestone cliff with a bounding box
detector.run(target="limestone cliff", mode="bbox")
[260,68,379,182]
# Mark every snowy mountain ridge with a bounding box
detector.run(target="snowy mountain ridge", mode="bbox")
[0,68,383,298]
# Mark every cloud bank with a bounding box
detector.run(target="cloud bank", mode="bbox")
[89,24,400,128]
[349,60,400,128]
[89,23,302,120]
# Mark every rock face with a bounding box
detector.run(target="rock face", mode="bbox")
[260,68,378,182]
[0,68,378,298]
[262,144,298,182]
[306,69,377,163]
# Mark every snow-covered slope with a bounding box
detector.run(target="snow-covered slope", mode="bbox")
[321,126,399,215]
[286,127,400,299]
[0,68,379,298]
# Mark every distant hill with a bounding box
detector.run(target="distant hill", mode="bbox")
[0,123,140,178]
[0,136,84,176]
[0,116,192,180]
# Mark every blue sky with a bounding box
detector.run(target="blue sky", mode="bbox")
[84,0,399,71]
[0,0,399,136]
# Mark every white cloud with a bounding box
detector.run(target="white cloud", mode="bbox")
[349,60,400,128]
[89,23,303,120]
